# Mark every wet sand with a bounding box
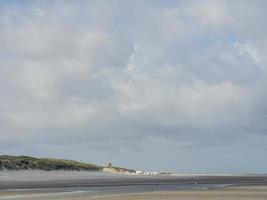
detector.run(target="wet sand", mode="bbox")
[72,186,267,200]
[1,171,267,190]
[1,185,266,200]
[1,171,267,199]
[0,186,267,200]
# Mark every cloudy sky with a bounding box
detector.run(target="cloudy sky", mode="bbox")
[1,0,267,173]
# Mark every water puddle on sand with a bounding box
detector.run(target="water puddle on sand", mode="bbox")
[0,183,228,199]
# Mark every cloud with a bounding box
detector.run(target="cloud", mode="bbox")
[0,0,267,173]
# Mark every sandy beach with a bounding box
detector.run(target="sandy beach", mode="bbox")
[1,171,267,199]
[1,185,267,200]
[64,186,267,200]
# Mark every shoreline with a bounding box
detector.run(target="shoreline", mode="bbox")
[0,185,267,200]
[91,185,267,200]
[1,170,267,189]
[1,171,267,199]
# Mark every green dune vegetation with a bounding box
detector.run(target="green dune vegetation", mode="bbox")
[0,155,102,171]
[0,155,136,173]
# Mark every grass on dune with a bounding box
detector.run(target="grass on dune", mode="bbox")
[0,155,102,171]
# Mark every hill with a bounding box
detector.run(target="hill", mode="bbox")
[0,155,102,171]
[0,155,136,174]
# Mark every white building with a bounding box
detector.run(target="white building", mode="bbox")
[144,171,159,175]
[135,170,144,175]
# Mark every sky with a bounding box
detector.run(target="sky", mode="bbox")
[0,0,267,173]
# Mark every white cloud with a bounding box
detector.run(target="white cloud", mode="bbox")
[113,69,250,126]
[235,42,262,64]
[184,0,231,28]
